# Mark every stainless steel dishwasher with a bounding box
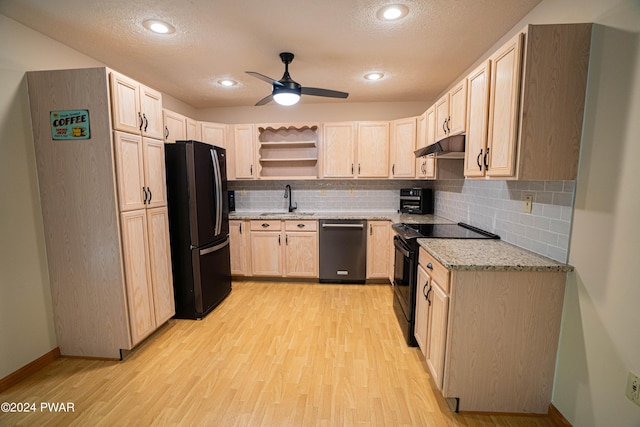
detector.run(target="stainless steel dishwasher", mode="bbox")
[319,219,367,283]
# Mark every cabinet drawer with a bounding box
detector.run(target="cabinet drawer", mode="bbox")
[419,247,450,293]
[284,220,317,231]
[250,220,282,231]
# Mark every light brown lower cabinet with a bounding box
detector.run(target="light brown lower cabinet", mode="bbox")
[284,221,318,278]
[415,246,565,414]
[120,207,175,346]
[229,220,251,276]
[366,220,390,279]
[248,220,318,278]
[250,221,284,277]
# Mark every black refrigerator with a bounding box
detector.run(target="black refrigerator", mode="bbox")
[164,140,232,319]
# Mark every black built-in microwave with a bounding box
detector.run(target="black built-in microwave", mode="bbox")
[399,188,433,214]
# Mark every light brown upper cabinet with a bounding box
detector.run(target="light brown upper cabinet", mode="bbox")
[415,108,436,179]
[463,60,491,177]
[435,79,467,142]
[162,109,187,143]
[200,122,228,147]
[233,124,256,179]
[356,121,390,178]
[481,24,592,180]
[186,118,199,140]
[390,117,417,178]
[113,131,168,212]
[110,71,163,140]
[322,122,357,178]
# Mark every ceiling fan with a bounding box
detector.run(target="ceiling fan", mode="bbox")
[246,52,349,106]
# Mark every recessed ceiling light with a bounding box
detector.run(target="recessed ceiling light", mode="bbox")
[218,79,238,87]
[377,4,409,21]
[142,19,175,35]
[364,72,385,81]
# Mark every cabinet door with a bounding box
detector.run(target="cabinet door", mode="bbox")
[390,117,417,178]
[285,232,318,278]
[449,80,468,136]
[322,122,356,178]
[435,94,450,142]
[464,61,491,177]
[146,207,175,326]
[163,109,186,143]
[357,122,389,178]
[414,264,430,356]
[201,122,227,147]
[229,220,250,276]
[143,138,168,208]
[234,124,255,179]
[426,280,449,390]
[415,112,428,179]
[186,118,199,140]
[120,210,156,346]
[110,72,141,135]
[113,131,146,212]
[140,86,164,139]
[424,106,437,179]
[486,32,524,178]
[366,221,389,279]
[250,232,283,276]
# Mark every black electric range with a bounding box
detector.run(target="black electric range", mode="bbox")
[392,222,500,241]
[391,222,499,346]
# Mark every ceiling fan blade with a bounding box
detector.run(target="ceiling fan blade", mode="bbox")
[255,94,273,106]
[301,87,349,99]
[246,71,284,86]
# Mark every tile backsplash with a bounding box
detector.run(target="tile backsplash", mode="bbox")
[229,178,575,263]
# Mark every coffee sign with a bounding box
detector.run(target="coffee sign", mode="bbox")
[50,110,90,140]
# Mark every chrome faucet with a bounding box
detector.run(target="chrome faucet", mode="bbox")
[284,184,297,212]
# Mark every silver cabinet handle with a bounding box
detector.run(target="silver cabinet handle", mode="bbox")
[322,223,365,229]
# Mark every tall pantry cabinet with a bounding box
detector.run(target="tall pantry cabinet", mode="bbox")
[26,67,175,359]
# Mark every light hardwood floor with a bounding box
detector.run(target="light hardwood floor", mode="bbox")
[0,281,556,426]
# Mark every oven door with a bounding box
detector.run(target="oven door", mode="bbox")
[393,235,416,318]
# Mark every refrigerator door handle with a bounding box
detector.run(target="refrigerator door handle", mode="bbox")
[210,148,223,237]
[199,237,230,256]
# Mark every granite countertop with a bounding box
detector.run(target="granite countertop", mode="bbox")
[418,238,574,272]
[229,211,453,224]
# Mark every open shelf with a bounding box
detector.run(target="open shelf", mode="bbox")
[257,123,320,179]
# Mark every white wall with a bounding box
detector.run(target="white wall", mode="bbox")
[0,15,103,378]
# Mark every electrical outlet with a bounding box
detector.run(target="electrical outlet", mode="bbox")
[626,371,640,406]
[349,188,354,196]
[523,194,533,214]
[320,189,327,196]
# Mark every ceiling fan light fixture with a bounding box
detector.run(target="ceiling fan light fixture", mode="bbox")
[142,19,175,35]
[377,4,409,21]
[273,91,301,106]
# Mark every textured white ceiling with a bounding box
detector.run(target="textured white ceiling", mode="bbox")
[0,0,540,108]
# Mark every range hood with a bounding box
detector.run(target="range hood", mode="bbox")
[414,134,465,159]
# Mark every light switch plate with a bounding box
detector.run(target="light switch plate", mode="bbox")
[523,194,533,214]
